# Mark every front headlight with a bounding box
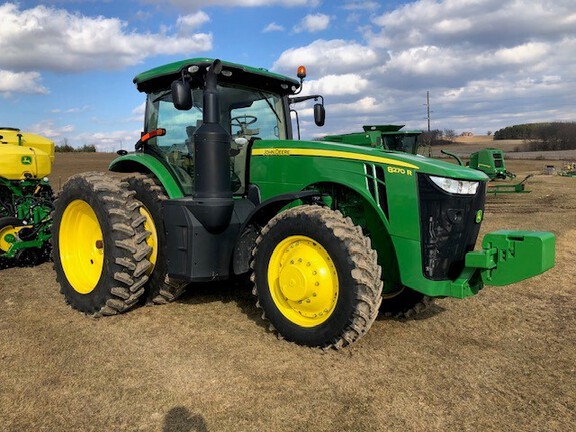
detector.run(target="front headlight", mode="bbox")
[429,175,480,195]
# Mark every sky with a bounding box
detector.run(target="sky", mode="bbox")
[0,0,575,152]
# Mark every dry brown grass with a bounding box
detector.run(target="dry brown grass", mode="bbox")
[0,157,575,431]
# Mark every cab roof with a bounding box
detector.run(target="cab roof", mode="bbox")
[133,57,301,95]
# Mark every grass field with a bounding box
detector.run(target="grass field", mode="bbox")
[0,150,575,431]
[430,135,576,161]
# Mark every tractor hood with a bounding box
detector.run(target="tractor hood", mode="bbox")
[252,139,489,181]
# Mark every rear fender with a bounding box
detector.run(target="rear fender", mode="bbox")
[109,154,184,198]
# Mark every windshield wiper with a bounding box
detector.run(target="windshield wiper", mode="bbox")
[259,91,281,123]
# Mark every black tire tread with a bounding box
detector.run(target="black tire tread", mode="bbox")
[123,173,187,304]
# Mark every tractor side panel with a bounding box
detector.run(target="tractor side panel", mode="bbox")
[249,148,422,290]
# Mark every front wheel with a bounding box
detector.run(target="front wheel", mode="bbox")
[251,205,382,349]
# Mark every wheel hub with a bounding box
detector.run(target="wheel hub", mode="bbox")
[268,236,338,326]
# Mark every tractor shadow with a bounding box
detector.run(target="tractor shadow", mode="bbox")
[0,253,51,271]
[376,302,447,322]
[175,277,269,331]
[175,277,447,329]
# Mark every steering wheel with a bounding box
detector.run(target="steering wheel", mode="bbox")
[231,115,257,127]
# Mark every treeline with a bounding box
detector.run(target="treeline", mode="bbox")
[420,129,457,146]
[55,144,97,152]
[494,122,576,151]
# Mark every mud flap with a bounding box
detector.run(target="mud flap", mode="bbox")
[465,230,555,286]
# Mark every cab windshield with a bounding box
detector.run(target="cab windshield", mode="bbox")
[144,84,286,195]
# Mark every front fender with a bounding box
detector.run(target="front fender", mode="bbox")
[109,153,184,198]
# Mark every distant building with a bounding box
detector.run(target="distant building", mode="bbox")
[460,132,474,136]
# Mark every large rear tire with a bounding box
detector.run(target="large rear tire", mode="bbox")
[51,172,152,317]
[251,205,382,349]
[123,173,188,304]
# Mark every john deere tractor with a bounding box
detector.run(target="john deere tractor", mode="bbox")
[51,59,555,348]
[0,128,54,267]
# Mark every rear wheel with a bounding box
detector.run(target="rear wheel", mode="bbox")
[380,285,433,318]
[251,205,382,348]
[123,173,188,304]
[51,172,152,316]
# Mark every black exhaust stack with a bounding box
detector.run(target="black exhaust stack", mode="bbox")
[190,59,234,233]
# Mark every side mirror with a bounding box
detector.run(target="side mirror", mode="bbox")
[314,103,325,127]
[171,80,193,110]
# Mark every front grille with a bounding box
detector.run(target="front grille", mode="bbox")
[418,174,486,280]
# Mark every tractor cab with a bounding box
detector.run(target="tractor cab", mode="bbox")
[131,58,325,199]
[322,124,422,154]
[141,84,289,195]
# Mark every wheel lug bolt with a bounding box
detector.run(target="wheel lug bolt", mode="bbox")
[313,292,317,297]
[298,258,302,263]
[315,282,319,286]
[306,299,311,303]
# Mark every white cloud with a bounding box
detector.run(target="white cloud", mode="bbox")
[132,102,147,116]
[51,106,90,114]
[263,22,285,33]
[0,70,48,96]
[273,39,380,76]
[342,1,380,11]
[305,74,369,96]
[160,0,320,9]
[28,120,140,152]
[74,130,141,152]
[369,0,576,50]
[294,13,330,33]
[176,11,210,33]
[493,42,549,65]
[28,120,75,139]
[0,3,212,73]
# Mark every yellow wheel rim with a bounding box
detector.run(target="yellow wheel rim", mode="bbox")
[59,200,104,294]
[267,235,339,327]
[0,225,26,252]
[140,205,157,273]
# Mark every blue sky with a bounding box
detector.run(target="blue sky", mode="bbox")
[1,0,575,151]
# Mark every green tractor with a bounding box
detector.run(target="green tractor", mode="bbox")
[51,59,555,348]
[0,128,54,267]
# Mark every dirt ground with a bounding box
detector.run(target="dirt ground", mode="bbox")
[0,152,575,431]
